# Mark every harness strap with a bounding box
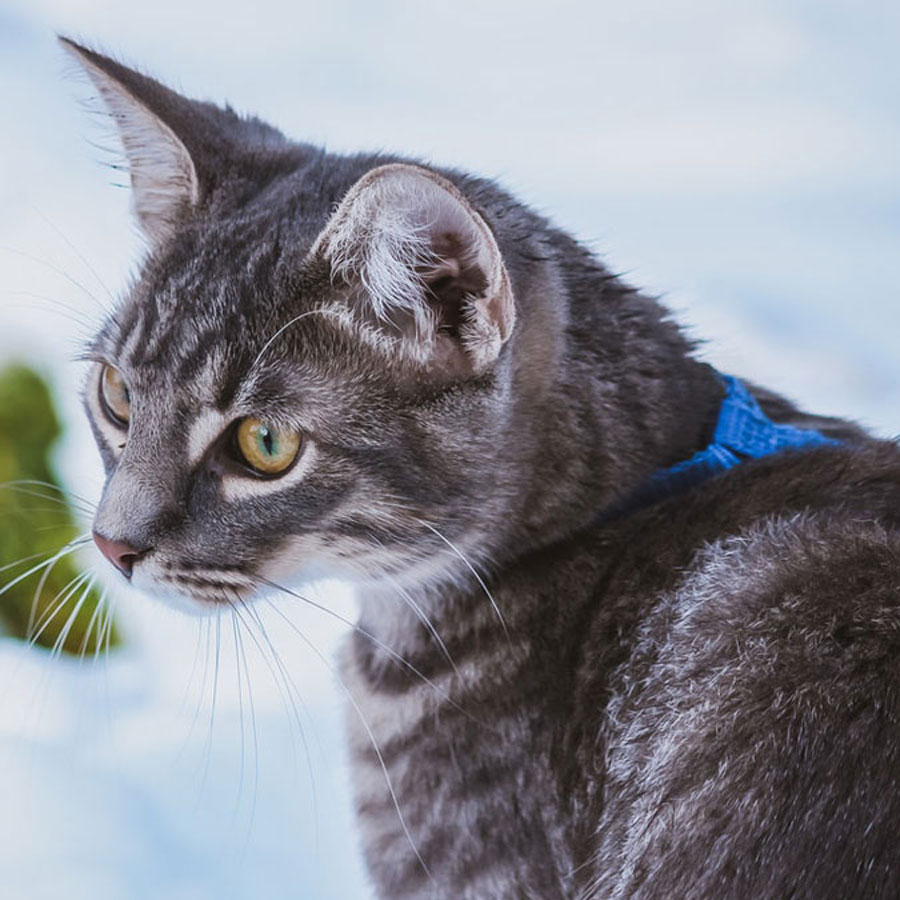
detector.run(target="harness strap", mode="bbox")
[615,375,839,514]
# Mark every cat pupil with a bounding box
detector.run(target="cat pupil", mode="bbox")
[261,427,274,456]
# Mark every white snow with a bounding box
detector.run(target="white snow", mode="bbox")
[0,580,370,900]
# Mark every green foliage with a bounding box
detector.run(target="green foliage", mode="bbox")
[0,364,120,655]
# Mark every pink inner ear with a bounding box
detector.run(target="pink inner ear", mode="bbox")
[419,231,490,340]
[425,257,461,281]
[424,231,469,278]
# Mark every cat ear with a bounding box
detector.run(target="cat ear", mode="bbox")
[59,37,200,245]
[312,164,516,375]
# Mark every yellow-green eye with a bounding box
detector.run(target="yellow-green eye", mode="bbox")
[99,364,131,426]
[235,418,301,476]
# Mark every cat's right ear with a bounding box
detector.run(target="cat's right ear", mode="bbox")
[59,37,201,246]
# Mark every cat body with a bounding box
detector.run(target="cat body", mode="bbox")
[63,40,900,899]
[346,439,900,899]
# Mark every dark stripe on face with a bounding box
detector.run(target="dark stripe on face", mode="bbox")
[174,331,222,386]
[111,302,142,362]
[215,337,263,411]
[128,293,162,367]
[331,515,411,545]
[216,357,248,411]
[173,559,250,574]
[174,308,247,387]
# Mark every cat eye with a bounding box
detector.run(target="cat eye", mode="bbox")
[234,418,302,476]
[99,364,131,427]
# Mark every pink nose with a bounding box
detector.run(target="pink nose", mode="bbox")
[92,531,143,578]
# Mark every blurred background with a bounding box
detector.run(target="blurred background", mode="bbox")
[0,1,898,897]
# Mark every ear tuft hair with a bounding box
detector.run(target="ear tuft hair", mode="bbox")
[312,164,515,374]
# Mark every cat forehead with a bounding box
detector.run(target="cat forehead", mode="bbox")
[98,242,312,382]
[94,291,388,431]
[103,291,244,398]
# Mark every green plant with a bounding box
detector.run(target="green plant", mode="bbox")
[0,364,119,655]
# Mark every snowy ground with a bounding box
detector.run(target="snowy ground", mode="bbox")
[0,580,369,900]
[0,2,898,898]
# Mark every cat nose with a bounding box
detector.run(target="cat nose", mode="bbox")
[92,531,147,578]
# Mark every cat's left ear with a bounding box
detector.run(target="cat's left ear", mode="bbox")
[59,37,201,246]
[311,164,516,375]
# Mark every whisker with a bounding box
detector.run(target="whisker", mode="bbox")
[198,609,223,798]
[176,618,208,718]
[248,310,328,373]
[47,575,96,661]
[254,575,478,722]
[229,602,260,850]
[259,594,434,884]
[30,206,117,308]
[236,601,320,829]
[27,572,87,645]
[0,244,110,317]
[229,607,248,817]
[0,539,87,599]
[379,564,461,680]
[415,518,510,639]
[27,571,91,648]
[0,549,63,576]
[90,589,114,668]
[26,511,92,523]
[0,480,98,514]
[0,541,88,643]
[28,536,92,638]
[98,591,117,665]
[178,618,213,774]
[77,583,107,661]
[9,577,89,748]
[2,293,97,332]
[93,588,118,747]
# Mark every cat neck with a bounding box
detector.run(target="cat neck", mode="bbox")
[502,267,727,556]
[355,290,726,662]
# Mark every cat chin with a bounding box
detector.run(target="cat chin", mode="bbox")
[131,561,336,617]
[126,568,242,616]
[132,578,225,616]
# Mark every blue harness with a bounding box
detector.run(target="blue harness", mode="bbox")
[617,374,839,514]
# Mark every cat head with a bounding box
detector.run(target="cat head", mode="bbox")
[63,39,557,613]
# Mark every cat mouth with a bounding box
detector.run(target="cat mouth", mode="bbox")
[142,567,257,610]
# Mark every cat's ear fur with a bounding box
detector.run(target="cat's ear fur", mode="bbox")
[60,37,201,245]
[312,164,516,375]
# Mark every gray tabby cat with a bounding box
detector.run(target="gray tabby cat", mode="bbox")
[63,38,900,900]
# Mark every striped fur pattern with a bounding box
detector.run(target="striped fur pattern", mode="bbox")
[66,40,900,899]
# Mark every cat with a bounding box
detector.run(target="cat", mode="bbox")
[62,38,900,899]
